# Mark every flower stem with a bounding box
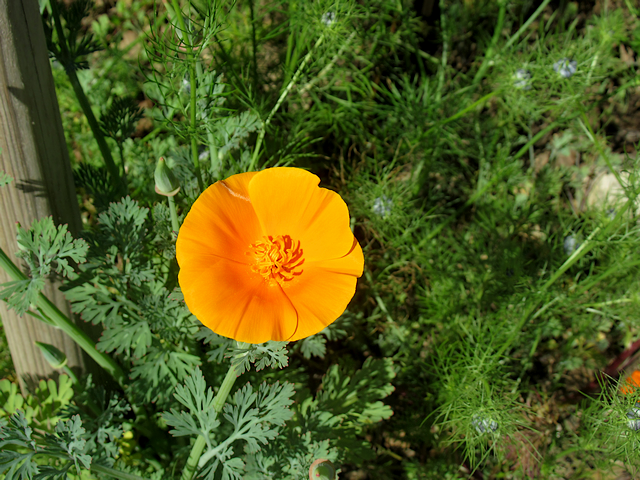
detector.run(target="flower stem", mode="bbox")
[250,34,325,170]
[168,0,204,192]
[49,0,126,194]
[61,365,79,384]
[168,196,180,236]
[0,247,126,388]
[180,349,243,480]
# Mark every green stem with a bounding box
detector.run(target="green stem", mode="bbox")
[62,365,79,384]
[579,111,625,188]
[494,227,601,359]
[504,0,553,50]
[473,0,507,84]
[168,196,180,235]
[422,90,499,140]
[300,31,356,95]
[49,0,125,193]
[169,0,204,192]
[250,34,325,170]
[436,0,448,102]
[180,358,241,480]
[91,464,153,480]
[249,0,259,94]
[0,248,126,388]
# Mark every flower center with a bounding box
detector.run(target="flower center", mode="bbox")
[248,235,304,285]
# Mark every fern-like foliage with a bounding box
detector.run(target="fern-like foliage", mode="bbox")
[163,367,295,480]
[0,412,92,479]
[64,197,200,406]
[100,97,143,143]
[246,357,396,479]
[43,0,102,73]
[0,218,88,315]
[197,329,289,374]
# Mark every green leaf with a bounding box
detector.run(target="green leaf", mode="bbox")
[0,412,39,479]
[228,342,289,375]
[100,97,143,142]
[299,334,327,359]
[162,366,219,438]
[0,380,25,418]
[316,357,396,425]
[0,218,87,315]
[199,381,295,479]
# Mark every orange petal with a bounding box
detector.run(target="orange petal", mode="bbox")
[176,172,262,266]
[621,370,640,395]
[179,257,299,343]
[248,168,355,262]
[283,241,363,341]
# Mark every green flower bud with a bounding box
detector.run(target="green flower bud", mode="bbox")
[155,157,181,197]
[308,459,336,480]
[35,341,67,369]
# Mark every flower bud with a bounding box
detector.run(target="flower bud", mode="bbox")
[309,459,336,480]
[155,157,181,197]
[35,341,67,369]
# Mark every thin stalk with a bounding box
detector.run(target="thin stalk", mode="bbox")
[436,0,448,102]
[0,248,126,388]
[180,355,242,480]
[61,365,79,384]
[49,0,125,193]
[168,196,180,235]
[540,227,601,292]
[473,1,507,84]
[421,91,499,142]
[300,31,356,95]
[504,0,553,50]
[250,34,325,170]
[495,217,618,361]
[579,112,625,188]
[249,0,259,94]
[207,130,219,178]
[169,0,204,192]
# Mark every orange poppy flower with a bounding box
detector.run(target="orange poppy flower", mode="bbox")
[176,167,364,344]
[621,370,640,395]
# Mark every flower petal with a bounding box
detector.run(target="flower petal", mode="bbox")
[177,172,262,266]
[179,257,299,343]
[248,167,354,262]
[283,240,363,341]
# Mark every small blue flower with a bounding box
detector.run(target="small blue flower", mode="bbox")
[372,196,393,217]
[322,11,336,27]
[513,69,532,90]
[627,406,640,431]
[182,76,191,95]
[563,235,580,255]
[472,415,498,434]
[553,58,577,78]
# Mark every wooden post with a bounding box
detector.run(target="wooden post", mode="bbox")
[0,0,92,392]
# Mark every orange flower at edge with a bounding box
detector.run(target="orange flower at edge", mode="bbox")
[621,370,640,395]
[176,167,364,344]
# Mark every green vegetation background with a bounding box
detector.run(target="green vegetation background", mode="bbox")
[3,0,640,478]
